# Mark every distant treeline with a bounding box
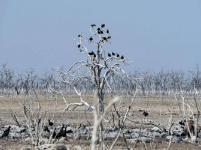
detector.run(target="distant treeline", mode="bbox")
[0,64,201,96]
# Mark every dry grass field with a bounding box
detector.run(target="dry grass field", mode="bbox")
[0,94,201,149]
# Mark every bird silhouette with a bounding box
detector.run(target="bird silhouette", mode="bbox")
[91,24,96,27]
[89,37,93,41]
[52,128,56,139]
[106,29,110,34]
[102,37,107,41]
[78,44,81,48]
[60,125,67,137]
[116,53,119,57]
[101,24,105,28]
[78,35,82,38]
[143,111,148,117]
[100,31,103,34]
[112,52,115,56]
[88,51,94,55]
[107,36,111,39]
[108,53,111,57]
[93,53,96,57]
[1,126,11,138]
[97,28,100,31]
[121,55,124,59]
[43,126,50,133]
[48,119,53,126]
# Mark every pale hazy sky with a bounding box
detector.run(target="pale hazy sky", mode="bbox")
[0,0,201,75]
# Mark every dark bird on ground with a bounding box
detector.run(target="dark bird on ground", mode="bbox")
[37,119,41,126]
[88,51,94,55]
[108,53,111,57]
[116,53,119,57]
[121,55,124,59]
[48,119,53,126]
[112,52,115,56]
[89,37,93,41]
[101,24,105,28]
[107,36,111,39]
[143,111,148,117]
[91,24,96,27]
[15,87,20,95]
[43,126,50,133]
[1,126,11,138]
[78,44,81,48]
[59,125,67,137]
[78,35,82,38]
[52,129,56,138]
[106,29,109,34]
[52,125,67,139]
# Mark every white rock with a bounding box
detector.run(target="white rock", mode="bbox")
[191,136,196,143]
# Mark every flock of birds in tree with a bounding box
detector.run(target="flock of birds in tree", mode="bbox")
[77,24,125,60]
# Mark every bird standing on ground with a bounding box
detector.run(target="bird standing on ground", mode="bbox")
[43,126,50,133]
[1,126,11,138]
[143,111,148,117]
[143,111,148,122]
[48,119,53,126]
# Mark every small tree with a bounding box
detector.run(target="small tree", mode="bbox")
[54,24,132,113]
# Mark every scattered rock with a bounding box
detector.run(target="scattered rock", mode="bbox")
[20,145,32,150]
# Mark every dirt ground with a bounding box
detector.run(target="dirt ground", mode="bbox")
[0,94,201,150]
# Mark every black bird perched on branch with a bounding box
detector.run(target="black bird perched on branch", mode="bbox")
[89,37,93,41]
[112,52,115,56]
[100,31,103,34]
[107,36,111,39]
[78,44,81,48]
[116,53,119,57]
[91,24,96,27]
[78,35,82,38]
[102,37,107,41]
[97,28,100,31]
[48,119,53,126]
[101,24,105,28]
[1,126,11,138]
[121,55,124,59]
[143,111,148,117]
[88,51,94,55]
[93,53,96,57]
[106,29,110,34]
[108,53,111,57]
